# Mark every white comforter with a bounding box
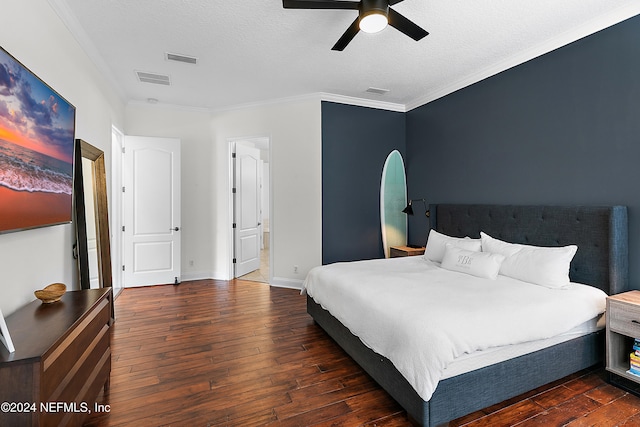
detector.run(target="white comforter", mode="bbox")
[302,256,607,401]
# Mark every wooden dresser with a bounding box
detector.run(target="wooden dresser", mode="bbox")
[0,288,112,427]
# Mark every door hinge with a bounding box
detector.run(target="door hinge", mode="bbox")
[122,147,126,154]
[122,225,125,232]
[232,153,236,158]
[122,265,125,271]
[122,186,125,193]
[233,258,237,264]
[232,188,236,194]
[232,223,236,229]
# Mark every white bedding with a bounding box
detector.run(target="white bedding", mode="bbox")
[441,314,604,379]
[302,256,607,401]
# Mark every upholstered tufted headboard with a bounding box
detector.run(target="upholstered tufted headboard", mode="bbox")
[433,205,629,295]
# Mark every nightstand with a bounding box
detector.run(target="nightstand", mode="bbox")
[389,246,425,258]
[606,290,640,396]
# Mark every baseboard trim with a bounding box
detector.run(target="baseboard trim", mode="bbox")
[180,271,216,282]
[269,277,304,290]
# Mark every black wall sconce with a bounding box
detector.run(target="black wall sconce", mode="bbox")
[402,198,430,217]
[402,198,430,248]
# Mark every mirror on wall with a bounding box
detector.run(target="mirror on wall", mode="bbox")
[74,139,112,290]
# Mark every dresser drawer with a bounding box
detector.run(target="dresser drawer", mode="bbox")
[41,297,111,401]
[608,299,640,337]
[42,325,110,427]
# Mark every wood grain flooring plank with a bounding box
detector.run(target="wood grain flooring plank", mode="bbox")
[530,385,586,410]
[617,411,640,425]
[583,383,627,405]
[564,394,640,426]
[274,376,387,421]
[269,401,352,427]
[460,400,545,427]
[514,395,601,427]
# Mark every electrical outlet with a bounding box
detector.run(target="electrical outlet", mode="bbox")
[294,265,299,274]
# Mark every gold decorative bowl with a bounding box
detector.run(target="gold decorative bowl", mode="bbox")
[34,283,67,303]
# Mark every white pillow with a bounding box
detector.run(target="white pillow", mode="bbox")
[425,229,481,263]
[480,232,577,288]
[480,232,523,258]
[441,245,505,279]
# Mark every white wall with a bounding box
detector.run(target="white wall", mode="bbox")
[211,99,322,287]
[0,0,124,315]
[124,97,322,288]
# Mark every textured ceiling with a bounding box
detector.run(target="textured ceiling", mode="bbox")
[51,0,640,112]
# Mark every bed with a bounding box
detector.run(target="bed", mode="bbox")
[305,204,628,426]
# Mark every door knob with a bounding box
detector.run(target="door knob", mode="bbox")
[171,227,180,231]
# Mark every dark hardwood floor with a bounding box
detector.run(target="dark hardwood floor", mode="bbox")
[85,279,640,427]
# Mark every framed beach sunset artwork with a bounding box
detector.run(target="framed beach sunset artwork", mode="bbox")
[0,47,76,234]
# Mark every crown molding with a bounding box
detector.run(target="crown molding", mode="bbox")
[210,92,406,114]
[319,93,406,113]
[126,93,322,115]
[127,91,407,116]
[405,4,640,111]
[209,93,323,115]
[47,0,126,103]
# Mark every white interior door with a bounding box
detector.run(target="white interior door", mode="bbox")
[234,143,261,277]
[124,136,181,287]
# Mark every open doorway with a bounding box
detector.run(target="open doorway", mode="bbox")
[231,137,271,283]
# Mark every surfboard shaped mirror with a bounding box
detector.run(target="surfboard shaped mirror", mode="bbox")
[380,150,407,258]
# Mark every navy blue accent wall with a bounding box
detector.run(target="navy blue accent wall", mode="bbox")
[322,101,406,264]
[406,15,640,287]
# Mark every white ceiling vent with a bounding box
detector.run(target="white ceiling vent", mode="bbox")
[366,87,389,95]
[136,71,171,85]
[166,52,198,65]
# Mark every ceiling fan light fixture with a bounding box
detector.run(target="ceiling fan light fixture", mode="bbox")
[282,0,428,51]
[359,12,388,33]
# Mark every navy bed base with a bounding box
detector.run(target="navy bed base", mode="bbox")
[307,205,628,426]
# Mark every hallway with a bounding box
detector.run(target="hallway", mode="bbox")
[238,246,269,283]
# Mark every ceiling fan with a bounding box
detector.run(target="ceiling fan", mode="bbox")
[282,0,429,51]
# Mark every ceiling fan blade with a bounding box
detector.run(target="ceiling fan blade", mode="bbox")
[283,0,359,9]
[388,8,429,41]
[388,0,406,5]
[332,18,360,51]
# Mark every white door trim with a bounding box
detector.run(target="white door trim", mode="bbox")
[227,136,272,282]
[111,126,124,297]
[233,143,261,277]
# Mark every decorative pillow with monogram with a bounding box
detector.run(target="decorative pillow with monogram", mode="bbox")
[441,244,505,279]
